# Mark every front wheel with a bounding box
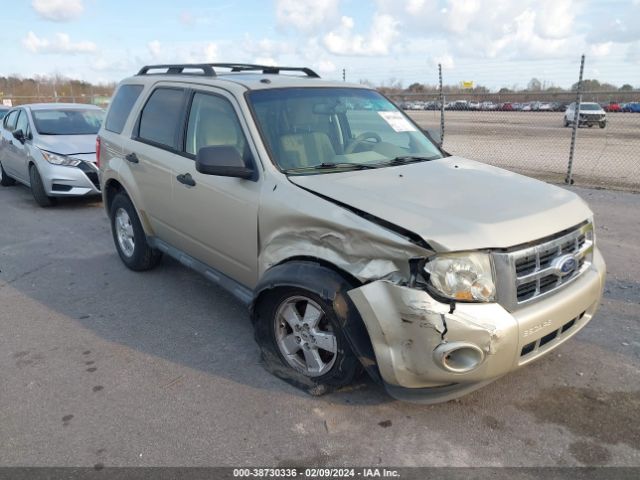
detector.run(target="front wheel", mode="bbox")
[599,122,606,129]
[254,288,360,393]
[564,119,570,127]
[29,164,55,207]
[0,162,16,186]
[109,192,162,271]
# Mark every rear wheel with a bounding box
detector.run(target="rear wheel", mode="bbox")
[0,162,16,186]
[109,192,162,271]
[29,164,55,207]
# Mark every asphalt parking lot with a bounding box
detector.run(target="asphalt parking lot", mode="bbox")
[1,182,639,467]
[408,111,640,190]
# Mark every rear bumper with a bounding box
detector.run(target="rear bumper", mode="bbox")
[348,248,606,403]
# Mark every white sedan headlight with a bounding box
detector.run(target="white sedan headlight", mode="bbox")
[40,150,82,167]
[424,252,496,302]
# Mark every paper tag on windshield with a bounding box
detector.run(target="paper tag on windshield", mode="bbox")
[378,111,417,132]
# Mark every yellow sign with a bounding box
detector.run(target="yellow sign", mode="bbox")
[461,81,474,89]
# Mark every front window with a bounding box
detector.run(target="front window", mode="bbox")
[579,103,601,111]
[32,108,104,135]
[248,88,443,174]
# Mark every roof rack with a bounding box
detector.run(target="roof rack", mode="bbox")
[211,63,320,78]
[137,64,216,76]
[136,63,320,78]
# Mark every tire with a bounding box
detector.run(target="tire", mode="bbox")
[0,162,16,186]
[109,192,162,271]
[564,119,569,127]
[29,164,55,207]
[254,286,361,394]
[599,122,606,129]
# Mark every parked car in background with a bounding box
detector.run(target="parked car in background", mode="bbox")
[448,100,469,110]
[469,101,480,110]
[603,102,621,112]
[522,103,532,111]
[622,102,640,113]
[564,102,607,128]
[0,103,104,206]
[538,103,552,111]
[499,102,514,111]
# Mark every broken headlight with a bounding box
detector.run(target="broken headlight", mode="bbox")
[424,252,496,302]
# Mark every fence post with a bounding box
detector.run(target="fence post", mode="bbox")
[438,63,445,147]
[566,54,585,185]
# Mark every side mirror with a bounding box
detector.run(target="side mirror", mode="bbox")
[195,145,254,179]
[12,129,25,143]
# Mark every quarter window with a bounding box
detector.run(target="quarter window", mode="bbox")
[138,88,185,149]
[105,84,143,134]
[185,92,248,159]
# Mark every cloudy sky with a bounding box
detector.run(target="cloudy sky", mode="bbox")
[1,0,639,89]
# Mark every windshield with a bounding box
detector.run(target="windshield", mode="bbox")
[579,103,601,111]
[32,108,104,135]
[248,88,443,174]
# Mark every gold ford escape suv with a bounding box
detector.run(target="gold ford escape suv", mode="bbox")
[99,63,606,403]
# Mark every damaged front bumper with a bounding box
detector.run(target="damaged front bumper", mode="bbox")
[348,248,606,403]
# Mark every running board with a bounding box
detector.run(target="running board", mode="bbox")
[147,237,253,306]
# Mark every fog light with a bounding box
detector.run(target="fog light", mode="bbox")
[433,342,485,373]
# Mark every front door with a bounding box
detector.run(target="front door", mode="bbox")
[166,90,260,288]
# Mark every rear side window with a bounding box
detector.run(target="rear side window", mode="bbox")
[15,110,29,134]
[137,88,185,149]
[105,84,143,133]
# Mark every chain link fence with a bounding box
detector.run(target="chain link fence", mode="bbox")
[387,59,640,192]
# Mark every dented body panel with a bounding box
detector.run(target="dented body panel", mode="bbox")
[348,249,605,401]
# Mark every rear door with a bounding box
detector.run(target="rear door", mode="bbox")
[124,85,189,240]
[0,110,19,177]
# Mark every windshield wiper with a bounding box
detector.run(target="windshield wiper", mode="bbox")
[286,162,378,173]
[379,155,441,166]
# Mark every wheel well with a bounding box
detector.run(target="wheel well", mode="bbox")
[104,179,126,212]
[272,256,362,288]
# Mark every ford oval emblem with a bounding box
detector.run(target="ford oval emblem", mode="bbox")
[553,255,578,277]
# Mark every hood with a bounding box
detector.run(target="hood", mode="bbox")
[35,134,97,159]
[288,157,592,252]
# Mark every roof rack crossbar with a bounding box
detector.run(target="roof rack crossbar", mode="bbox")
[137,64,216,76]
[209,63,321,78]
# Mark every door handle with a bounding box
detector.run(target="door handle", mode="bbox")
[125,152,139,163]
[176,173,196,187]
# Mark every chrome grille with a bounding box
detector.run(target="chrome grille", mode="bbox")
[493,223,594,311]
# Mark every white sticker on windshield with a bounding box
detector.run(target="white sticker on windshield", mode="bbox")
[377,111,417,132]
